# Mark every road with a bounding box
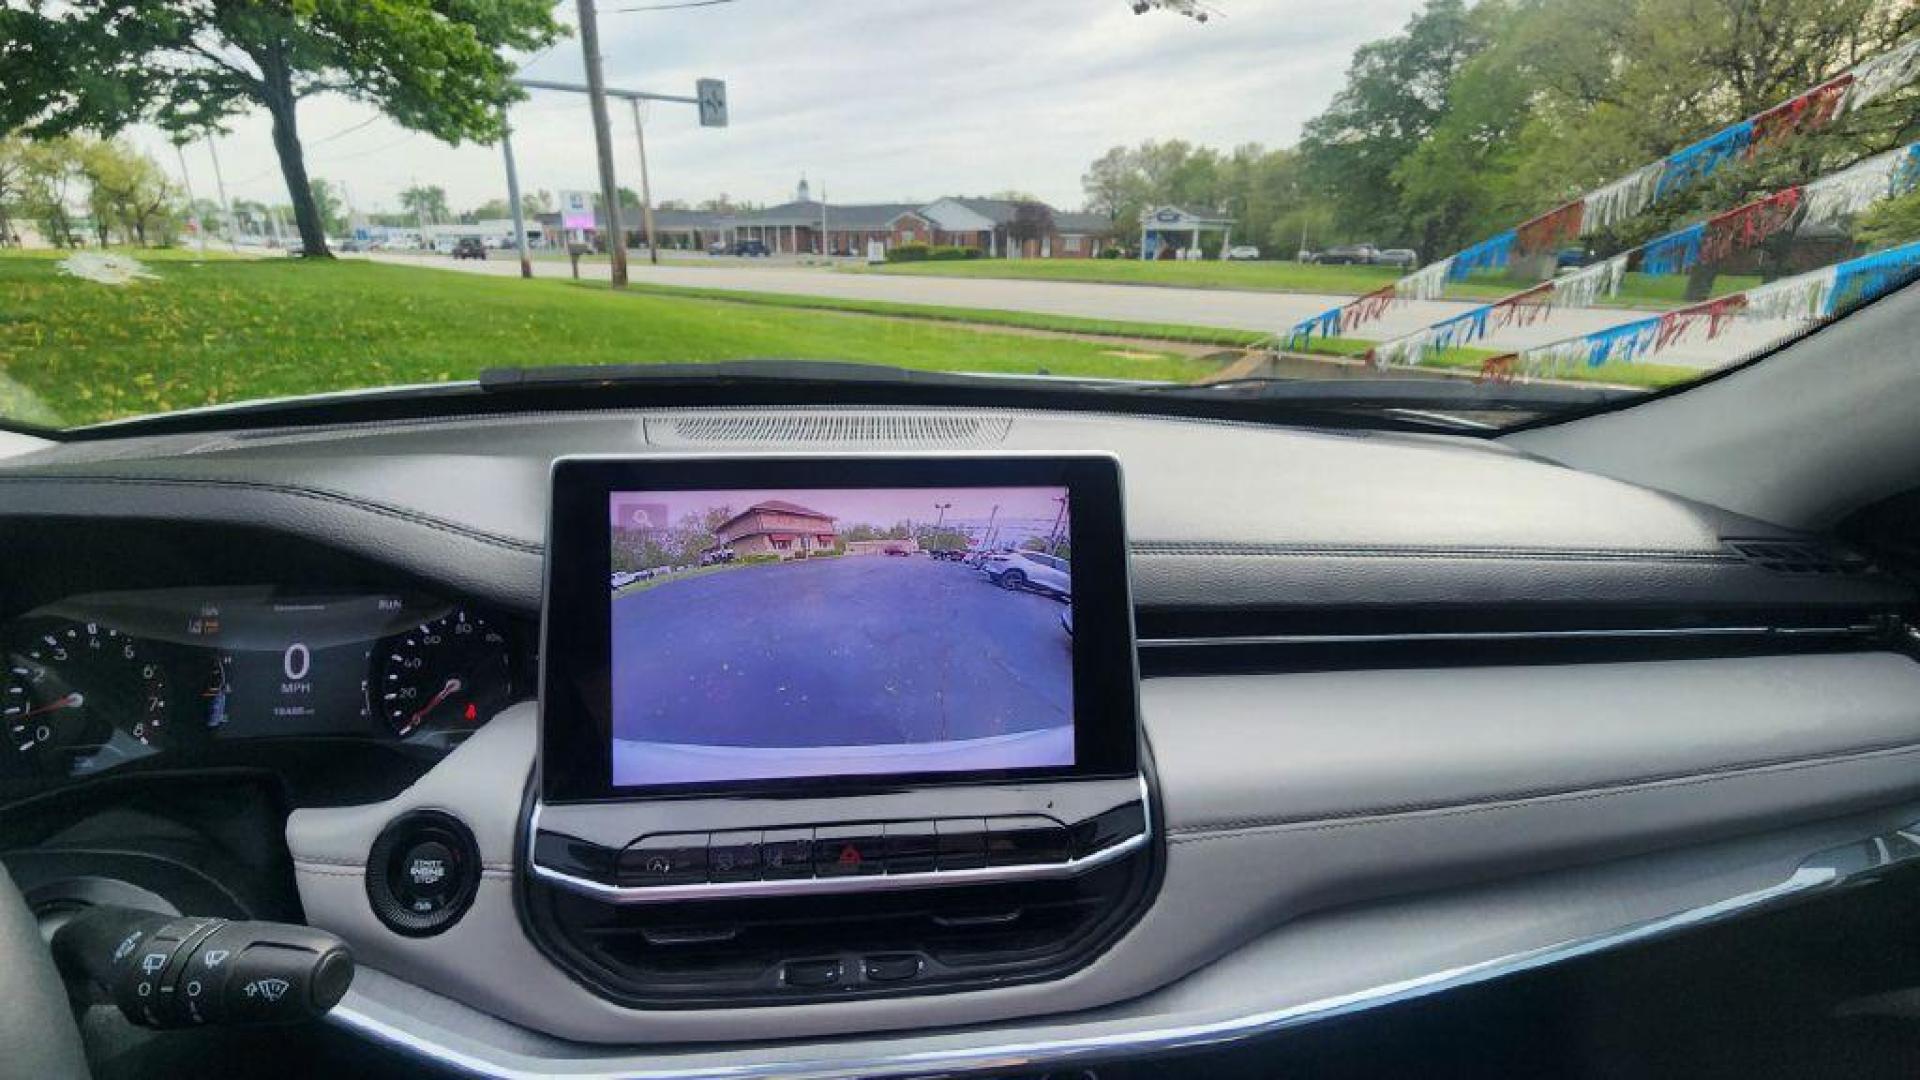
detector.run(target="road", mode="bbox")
[609,555,1072,787]
[370,252,1797,370]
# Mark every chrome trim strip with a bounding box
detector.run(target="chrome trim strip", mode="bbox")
[328,820,1918,1080]
[529,828,1149,902]
[1137,625,1880,649]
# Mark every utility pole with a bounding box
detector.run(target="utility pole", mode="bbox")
[205,136,237,252]
[627,98,659,266]
[576,0,628,287]
[411,174,430,254]
[173,142,206,255]
[819,181,828,259]
[500,108,533,279]
[1048,494,1068,555]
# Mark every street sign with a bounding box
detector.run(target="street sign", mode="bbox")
[560,190,595,230]
[697,78,728,128]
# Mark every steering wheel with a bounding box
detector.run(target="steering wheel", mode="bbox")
[0,865,89,1079]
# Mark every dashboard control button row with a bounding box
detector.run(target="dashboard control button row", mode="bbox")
[531,804,1146,897]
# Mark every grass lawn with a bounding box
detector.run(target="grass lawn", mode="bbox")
[0,254,1222,427]
[1299,334,1699,390]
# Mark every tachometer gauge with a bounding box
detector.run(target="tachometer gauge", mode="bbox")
[376,610,514,737]
[2,622,171,775]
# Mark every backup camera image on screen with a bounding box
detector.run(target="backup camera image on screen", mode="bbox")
[607,486,1073,788]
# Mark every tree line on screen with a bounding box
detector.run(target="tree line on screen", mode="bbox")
[1082,0,1920,261]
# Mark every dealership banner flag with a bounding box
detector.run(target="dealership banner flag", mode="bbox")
[1799,142,1920,231]
[1310,36,1920,339]
[1505,240,1920,378]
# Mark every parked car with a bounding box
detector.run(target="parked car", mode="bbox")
[980,551,1071,598]
[732,240,771,257]
[1376,248,1420,269]
[452,237,488,260]
[1555,246,1593,270]
[1225,245,1262,260]
[930,549,966,562]
[699,548,736,566]
[1308,244,1381,265]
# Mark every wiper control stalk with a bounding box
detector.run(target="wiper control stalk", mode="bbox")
[51,904,353,1029]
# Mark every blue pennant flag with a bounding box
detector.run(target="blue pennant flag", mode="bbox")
[1640,223,1706,276]
[1584,317,1661,366]
[1447,231,1517,281]
[1828,240,1920,315]
[1655,122,1754,199]
[1287,305,1344,348]
[1431,306,1492,350]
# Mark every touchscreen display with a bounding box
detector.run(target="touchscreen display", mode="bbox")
[606,486,1073,788]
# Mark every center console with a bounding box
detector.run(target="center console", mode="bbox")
[522,456,1156,1007]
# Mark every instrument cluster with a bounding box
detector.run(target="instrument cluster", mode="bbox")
[1,587,527,780]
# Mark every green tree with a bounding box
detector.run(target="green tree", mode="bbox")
[1296,0,1495,248]
[0,136,28,247]
[310,177,346,236]
[1858,187,1920,248]
[18,139,82,248]
[399,184,449,225]
[0,2,564,259]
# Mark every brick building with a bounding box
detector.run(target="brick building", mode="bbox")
[713,500,838,558]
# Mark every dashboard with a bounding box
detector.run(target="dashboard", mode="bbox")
[1,397,1919,1078]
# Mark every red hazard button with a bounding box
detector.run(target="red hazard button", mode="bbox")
[813,828,883,877]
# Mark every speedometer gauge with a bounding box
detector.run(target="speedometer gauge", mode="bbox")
[2,622,171,775]
[377,610,514,737]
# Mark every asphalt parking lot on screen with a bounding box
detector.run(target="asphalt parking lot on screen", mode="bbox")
[610,555,1071,748]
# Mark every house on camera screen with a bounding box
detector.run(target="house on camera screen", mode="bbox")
[713,500,838,557]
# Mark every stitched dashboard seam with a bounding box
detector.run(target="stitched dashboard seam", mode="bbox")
[1167,738,1920,842]
[0,474,543,554]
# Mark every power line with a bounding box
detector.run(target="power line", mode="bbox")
[309,114,381,146]
[608,0,742,12]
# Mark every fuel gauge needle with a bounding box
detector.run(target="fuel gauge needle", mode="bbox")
[403,678,461,735]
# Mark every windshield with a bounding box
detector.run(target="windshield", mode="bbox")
[1,1,1917,431]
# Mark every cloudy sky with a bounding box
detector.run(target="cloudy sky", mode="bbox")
[122,0,1421,217]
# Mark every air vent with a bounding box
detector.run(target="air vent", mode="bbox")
[647,412,1012,448]
[1727,540,1875,576]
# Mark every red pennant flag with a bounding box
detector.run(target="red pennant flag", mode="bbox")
[1700,187,1804,265]
[1515,200,1586,258]
[1340,285,1397,332]
[1751,76,1852,152]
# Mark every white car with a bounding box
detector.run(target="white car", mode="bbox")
[980,551,1071,599]
[1226,245,1261,260]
